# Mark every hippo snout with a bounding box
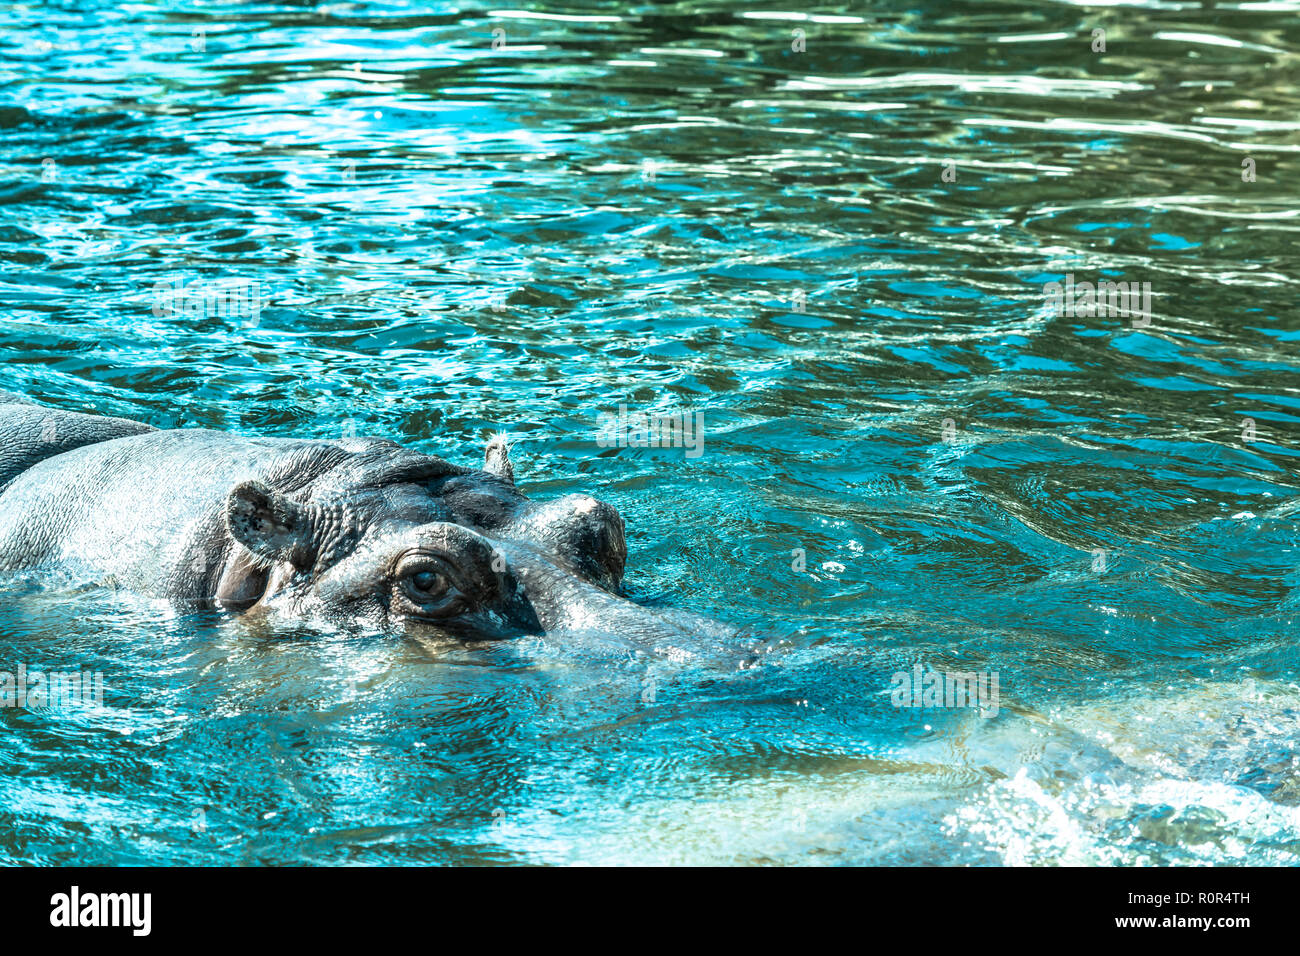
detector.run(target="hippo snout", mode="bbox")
[507,494,627,591]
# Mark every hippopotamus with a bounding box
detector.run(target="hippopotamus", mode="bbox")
[0,391,731,643]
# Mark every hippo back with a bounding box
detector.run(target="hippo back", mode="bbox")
[0,397,156,495]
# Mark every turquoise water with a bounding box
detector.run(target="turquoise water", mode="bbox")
[2,0,1300,865]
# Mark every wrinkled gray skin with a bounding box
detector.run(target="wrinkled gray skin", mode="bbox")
[0,393,728,643]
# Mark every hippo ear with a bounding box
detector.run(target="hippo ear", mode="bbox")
[484,434,515,484]
[224,481,315,567]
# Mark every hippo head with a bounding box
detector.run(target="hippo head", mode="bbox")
[214,435,666,641]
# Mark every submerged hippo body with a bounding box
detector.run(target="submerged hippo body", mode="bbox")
[0,394,720,642]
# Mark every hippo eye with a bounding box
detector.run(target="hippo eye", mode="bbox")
[411,570,441,593]
[394,555,471,618]
[402,566,451,602]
